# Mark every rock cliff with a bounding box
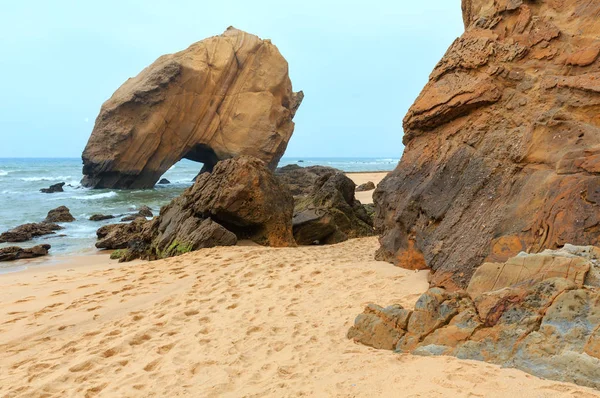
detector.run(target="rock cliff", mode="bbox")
[82,27,303,189]
[375,0,600,289]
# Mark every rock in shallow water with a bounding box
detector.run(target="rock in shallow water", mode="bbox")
[40,182,65,194]
[0,222,63,243]
[0,244,51,261]
[44,206,75,223]
[89,214,115,222]
[374,0,600,289]
[81,27,303,189]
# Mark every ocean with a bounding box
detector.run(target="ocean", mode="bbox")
[0,157,398,267]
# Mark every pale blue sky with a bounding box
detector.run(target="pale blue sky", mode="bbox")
[0,0,463,158]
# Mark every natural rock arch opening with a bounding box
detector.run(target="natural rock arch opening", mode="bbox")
[80,28,303,190]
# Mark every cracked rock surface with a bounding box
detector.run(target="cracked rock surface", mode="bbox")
[349,246,600,389]
[375,0,600,289]
[81,27,303,189]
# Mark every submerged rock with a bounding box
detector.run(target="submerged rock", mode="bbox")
[81,27,303,189]
[158,178,171,185]
[44,206,75,223]
[40,182,65,194]
[89,214,115,222]
[0,244,51,261]
[349,247,600,389]
[0,222,62,243]
[374,0,600,289]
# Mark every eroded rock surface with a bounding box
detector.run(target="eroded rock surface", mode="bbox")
[349,247,600,389]
[98,156,292,261]
[356,181,375,192]
[276,165,374,245]
[0,244,51,261]
[0,223,62,243]
[82,27,303,189]
[375,0,600,288]
[40,183,65,194]
[44,206,75,223]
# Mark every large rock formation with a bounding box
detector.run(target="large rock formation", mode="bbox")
[81,27,303,189]
[276,165,374,245]
[349,247,600,389]
[98,156,294,261]
[375,0,600,289]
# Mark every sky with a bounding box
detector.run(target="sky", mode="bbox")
[0,0,464,159]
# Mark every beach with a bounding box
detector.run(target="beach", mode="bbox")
[1,237,598,397]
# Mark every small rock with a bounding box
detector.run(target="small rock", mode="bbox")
[44,206,75,223]
[0,222,62,243]
[0,244,51,261]
[158,178,171,185]
[40,182,65,194]
[356,181,376,192]
[89,214,115,222]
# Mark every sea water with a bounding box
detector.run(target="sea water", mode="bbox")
[0,157,398,261]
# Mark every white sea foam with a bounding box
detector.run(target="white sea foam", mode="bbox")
[20,175,72,182]
[72,191,117,200]
[0,170,8,176]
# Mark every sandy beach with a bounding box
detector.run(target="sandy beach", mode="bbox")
[1,236,598,397]
[347,172,387,204]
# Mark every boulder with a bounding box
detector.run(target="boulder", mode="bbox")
[158,178,171,185]
[173,156,295,247]
[96,218,152,250]
[121,205,153,222]
[278,166,374,245]
[40,182,65,194]
[81,27,303,189]
[349,248,600,389]
[44,206,75,223]
[0,222,62,243]
[89,214,115,222]
[275,165,336,196]
[0,244,51,261]
[96,156,293,261]
[374,0,600,289]
[356,181,375,192]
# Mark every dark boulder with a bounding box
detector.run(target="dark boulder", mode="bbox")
[96,156,293,261]
[356,181,376,192]
[89,214,115,222]
[158,178,171,185]
[277,166,374,245]
[177,156,295,247]
[120,205,153,222]
[0,223,62,243]
[0,244,51,261]
[44,206,75,223]
[40,182,65,194]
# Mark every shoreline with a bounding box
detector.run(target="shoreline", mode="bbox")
[0,172,389,274]
[1,237,597,397]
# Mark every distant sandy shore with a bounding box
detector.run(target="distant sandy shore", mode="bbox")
[1,237,598,397]
[346,171,388,204]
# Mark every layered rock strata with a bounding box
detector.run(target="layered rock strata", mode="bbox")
[349,246,600,389]
[375,0,600,288]
[82,27,303,189]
